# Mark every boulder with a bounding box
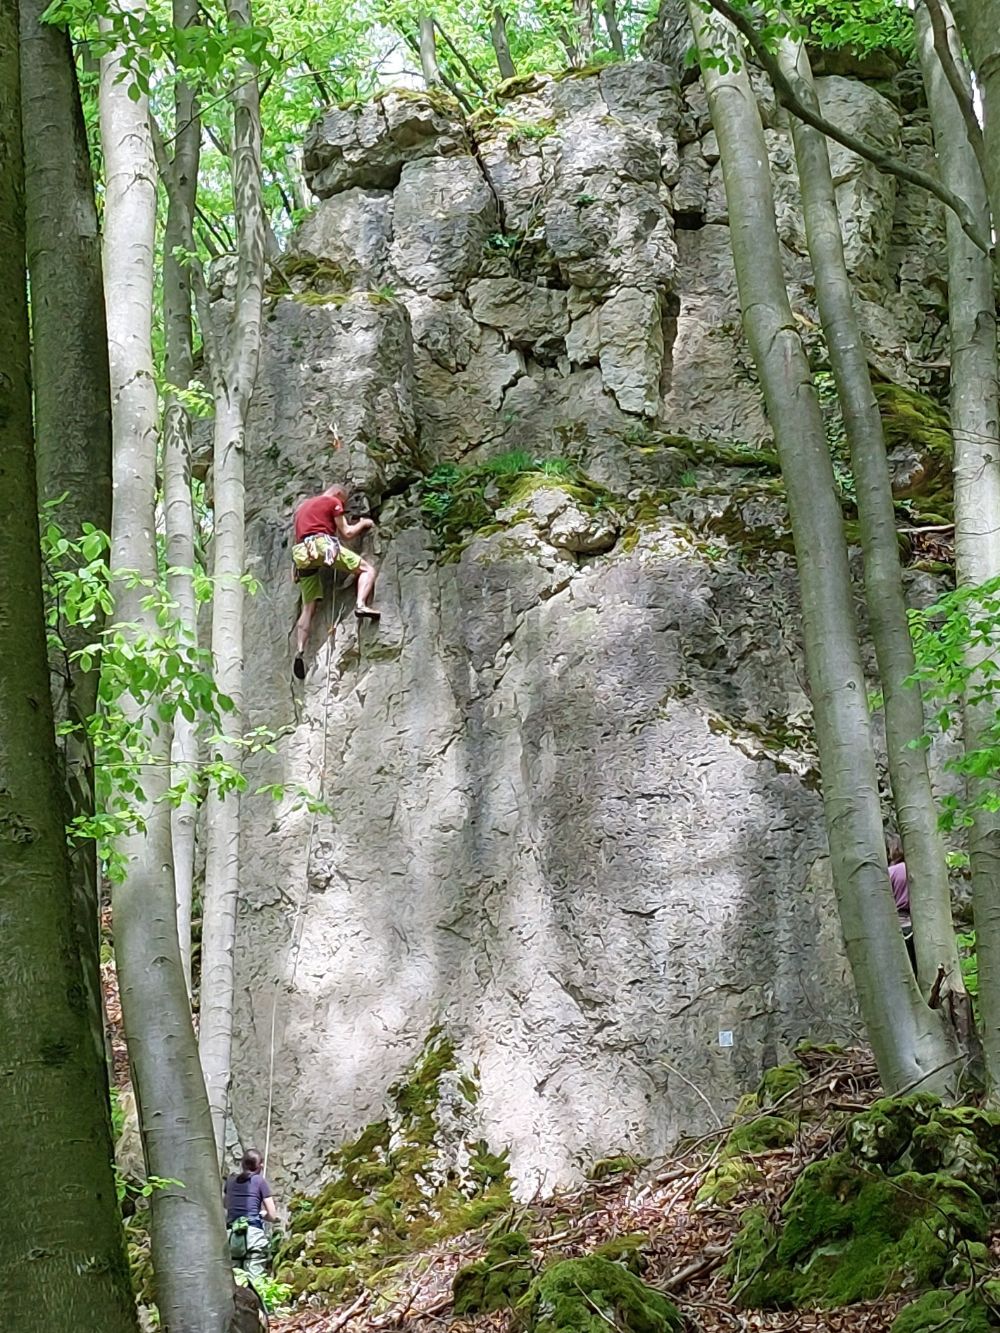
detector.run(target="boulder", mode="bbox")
[390,155,497,297]
[303,90,467,197]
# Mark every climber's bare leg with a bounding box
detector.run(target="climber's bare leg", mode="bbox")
[354,559,380,619]
[294,597,319,676]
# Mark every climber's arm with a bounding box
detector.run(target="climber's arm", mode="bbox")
[335,513,374,541]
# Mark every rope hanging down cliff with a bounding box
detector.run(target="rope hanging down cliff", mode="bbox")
[264,591,343,1174]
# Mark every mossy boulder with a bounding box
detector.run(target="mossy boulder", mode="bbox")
[757,1061,808,1107]
[723,1115,797,1157]
[729,1153,988,1308]
[695,1157,762,1209]
[875,381,952,514]
[276,1028,513,1297]
[524,1257,684,1333]
[892,1283,1000,1333]
[452,1231,534,1314]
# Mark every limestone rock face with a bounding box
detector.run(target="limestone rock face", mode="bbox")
[229,60,952,1197]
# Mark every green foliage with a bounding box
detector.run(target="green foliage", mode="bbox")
[908,576,1000,829]
[41,511,289,878]
[235,1270,293,1312]
[524,1256,683,1333]
[419,450,604,549]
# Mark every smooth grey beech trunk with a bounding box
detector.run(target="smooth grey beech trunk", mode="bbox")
[774,31,968,1027]
[99,14,236,1327]
[689,1,959,1093]
[950,0,1000,265]
[19,0,113,1070]
[163,0,202,993]
[917,0,1000,1098]
[0,16,137,1329]
[198,0,267,1160]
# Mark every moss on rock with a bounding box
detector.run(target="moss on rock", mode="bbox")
[724,1115,797,1158]
[892,1284,1000,1333]
[757,1061,808,1107]
[276,1028,513,1297]
[452,1231,534,1314]
[524,1256,683,1333]
[695,1158,763,1209]
[728,1097,1000,1310]
[586,1154,646,1181]
[592,1234,649,1276]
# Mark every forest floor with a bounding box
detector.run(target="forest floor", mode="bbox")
[268,1048,922,1333]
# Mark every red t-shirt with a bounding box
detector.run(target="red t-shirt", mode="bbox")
[294,494,344,541]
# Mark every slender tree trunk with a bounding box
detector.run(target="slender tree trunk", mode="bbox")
[917,1,1000,1098]
[573,0,594,62]
[490,7,517,79]
[19,0,113,1070]
[601,0,626,59]
[99,18,235,1328]
[689,0,959,1093]
[949,0,1000,254]
[163,0,201,994]
[419,14,441,85]
[774,30,969,1027]
[199,0,266,1160]
[0,18,137,1330]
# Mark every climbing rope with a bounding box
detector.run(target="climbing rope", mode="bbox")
[263,579,349,1175]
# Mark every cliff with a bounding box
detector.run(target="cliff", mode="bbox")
[226,57,949,1196]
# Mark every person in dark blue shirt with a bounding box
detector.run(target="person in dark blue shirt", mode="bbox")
[224,1148,277,1277]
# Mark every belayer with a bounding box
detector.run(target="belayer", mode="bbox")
[225,1148,278,1278]
[291,477,380,680]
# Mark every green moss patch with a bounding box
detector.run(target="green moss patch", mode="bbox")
[524,1256,683,1333]
[724,1115,797,1158]
[276,1028,513,1298]
[892,1283,1000,1333]
[727,1096,1000,1310]
[419,450,612,550]
[452,1230,534,1314]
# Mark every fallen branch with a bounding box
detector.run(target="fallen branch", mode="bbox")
[659,1244,727,1293]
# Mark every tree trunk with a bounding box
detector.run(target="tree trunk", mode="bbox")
[163,0,201,993]
[573,0,594,62]
[949,0,1000,255]
[601,0,626,59]
[199,0,267,1160]
[917,0,1000,1097]
[490,7,517,79]
[19,0,113,1070]
[689,0,960,1093]
[0,17,137,1329]
[99,16,235,1328]
[774,29,969,1025]
[419,14,441,85]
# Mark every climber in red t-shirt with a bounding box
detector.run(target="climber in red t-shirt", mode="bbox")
[291,482,379,679]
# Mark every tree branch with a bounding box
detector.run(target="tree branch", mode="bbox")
[705,0,992,258]
[433,18,487,92]
[921,0,987,180]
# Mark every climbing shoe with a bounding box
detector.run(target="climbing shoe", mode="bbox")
[355,605,381,620]
[293,654,306,680]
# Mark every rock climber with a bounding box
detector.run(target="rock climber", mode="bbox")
[886,833,916,972]
[224,1148,278,1279]
[291,479,380,680]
